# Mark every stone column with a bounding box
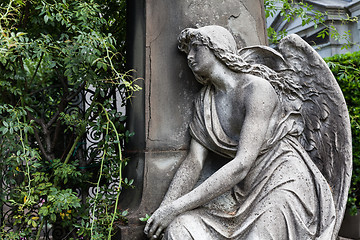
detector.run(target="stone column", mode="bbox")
[119,1,267,239]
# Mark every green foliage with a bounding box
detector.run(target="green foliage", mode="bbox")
[265,0,323,43]
[265,0,358,48]
[139,213,150,222]
[0,0,139,239]
[325,52,360,214]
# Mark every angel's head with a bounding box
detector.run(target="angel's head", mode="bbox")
[178,25,287,89]
[178,25,237,57]
[178,25,247,84]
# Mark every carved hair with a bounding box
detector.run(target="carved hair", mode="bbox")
[178,26,274,79]
[178,25,303,101]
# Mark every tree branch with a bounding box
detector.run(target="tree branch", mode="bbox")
[29,52,44,87]
[63,90,99,164]
[66,81,86,102]
[33,128,52,161]
[27,111,53,160]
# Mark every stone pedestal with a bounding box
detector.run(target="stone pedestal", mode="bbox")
[339,209,360,239]
[119,1,267,239]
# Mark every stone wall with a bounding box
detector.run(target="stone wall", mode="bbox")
[119,1,267,238]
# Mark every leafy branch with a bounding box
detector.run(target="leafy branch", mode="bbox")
[265,0,358,48]
[0,0,138,239]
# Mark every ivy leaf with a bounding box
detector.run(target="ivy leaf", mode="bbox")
[139,214,150,222]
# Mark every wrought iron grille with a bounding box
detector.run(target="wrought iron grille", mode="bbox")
[0,85,125,239]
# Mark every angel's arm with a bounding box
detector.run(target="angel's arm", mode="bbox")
[145,78,279,238]
[144,139,207,239]
[169,80,278,210]
[160,138,208,206]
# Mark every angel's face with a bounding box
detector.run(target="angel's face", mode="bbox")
[187,43,217,82]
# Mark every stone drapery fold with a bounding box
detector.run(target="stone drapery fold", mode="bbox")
[182,85,337,239]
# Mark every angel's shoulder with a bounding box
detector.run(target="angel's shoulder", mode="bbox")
[241,74,278,112]
[242,75,277,99]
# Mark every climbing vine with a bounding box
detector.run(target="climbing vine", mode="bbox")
[265,0,358,48]
[0,0,139,239]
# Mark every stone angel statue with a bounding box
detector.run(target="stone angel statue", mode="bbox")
[144,25,352,240]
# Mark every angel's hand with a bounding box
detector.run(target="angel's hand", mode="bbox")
[144,204,180,239]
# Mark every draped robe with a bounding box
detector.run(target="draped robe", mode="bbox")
[165,85,336,240]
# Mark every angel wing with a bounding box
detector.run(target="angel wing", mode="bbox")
[276,34,352,236]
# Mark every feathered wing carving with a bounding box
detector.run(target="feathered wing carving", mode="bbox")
[276,34,352,235]
[236,34,351,237]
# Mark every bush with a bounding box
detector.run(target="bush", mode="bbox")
[0,0,139,239]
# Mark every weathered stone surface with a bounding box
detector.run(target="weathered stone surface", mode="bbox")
[122,2,267,236]
[143,0,267,151]
[339,209,360,239]
[123,0,352,238]
[143,26,352,239]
